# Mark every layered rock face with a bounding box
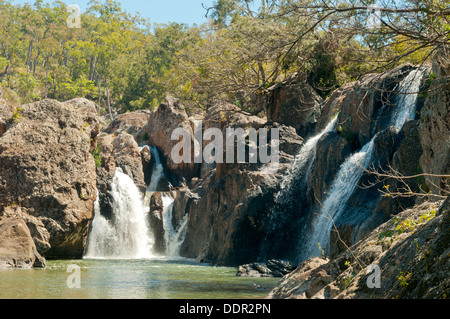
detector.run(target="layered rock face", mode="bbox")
[0,98,99,263]
[0,217,46,269]
[266,75,324,138]
[419,49,450,197]
[169,101,304,266]
[143,96,200,181]
[268,198,449,299]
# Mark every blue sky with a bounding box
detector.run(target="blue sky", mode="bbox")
[12,0,214,25]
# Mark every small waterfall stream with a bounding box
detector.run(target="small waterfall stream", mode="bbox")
[260,116,339,260]
[143,146,165,207]
[276,116,339,205]
[161,194,189,257]
[301,68,427,260]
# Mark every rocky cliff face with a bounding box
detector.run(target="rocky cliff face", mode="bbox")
[143,96,200,181]
[143,62,445,268]
[0,51,447,282]
[140,98,304,266]
[0,98,99,263]
[419,48,450,197]
[268,197,449,299]
[266,75,324,138]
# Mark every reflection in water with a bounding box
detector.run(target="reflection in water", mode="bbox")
[0,259,279,299]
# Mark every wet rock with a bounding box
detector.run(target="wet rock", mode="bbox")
[149,192,165,255]
[95,132,146,220]
[237,260,296,278]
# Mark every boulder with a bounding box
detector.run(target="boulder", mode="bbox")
[143,96,200,180]
[0,99,99,260]
[268,257,332,299]
[0,217,46,269]
[105,110,152,144]
[266,76,324,137]
[237,260,296,278]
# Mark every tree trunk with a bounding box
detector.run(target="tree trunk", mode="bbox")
[97,79,102,115]
[106,86,112,121]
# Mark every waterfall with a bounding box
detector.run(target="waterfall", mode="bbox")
[302,68,426,260]
[143,146,165,207]
[259,116,339,261]
[161,194,188,257]
[276,116,339,204]
[303,138,377,258]
[147,146,165,192]
[84,168,154,260]
[390,68,426,133]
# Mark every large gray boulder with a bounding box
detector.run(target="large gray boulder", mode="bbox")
[0,98,99,261]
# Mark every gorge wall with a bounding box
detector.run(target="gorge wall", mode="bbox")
[0,51,448,277]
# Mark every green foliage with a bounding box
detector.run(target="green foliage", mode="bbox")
[91,145,103,168]
[11,107,23,123]
[396,270,412,289]
[393,209,437,235]
[0,0,446,116]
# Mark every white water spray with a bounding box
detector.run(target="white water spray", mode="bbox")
[303,68,426,260]
[84,168,154,260]
[276,116,339,204]
[161,194,189,257]
[143,146,165,207]
[391,68,426,133]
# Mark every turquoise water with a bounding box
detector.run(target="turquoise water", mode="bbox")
[0,258,280,299]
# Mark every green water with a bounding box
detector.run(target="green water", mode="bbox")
[0,258,280,299]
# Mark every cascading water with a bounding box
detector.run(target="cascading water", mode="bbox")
[141,145,188,258]
[260,116,339,261]
[276,116,339,204]
[390,69,426,133]
[84,168,154,259]
[161,194,189,257]
[303,138,377,258]
[302,68,427,260]
[143,146,165,207]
